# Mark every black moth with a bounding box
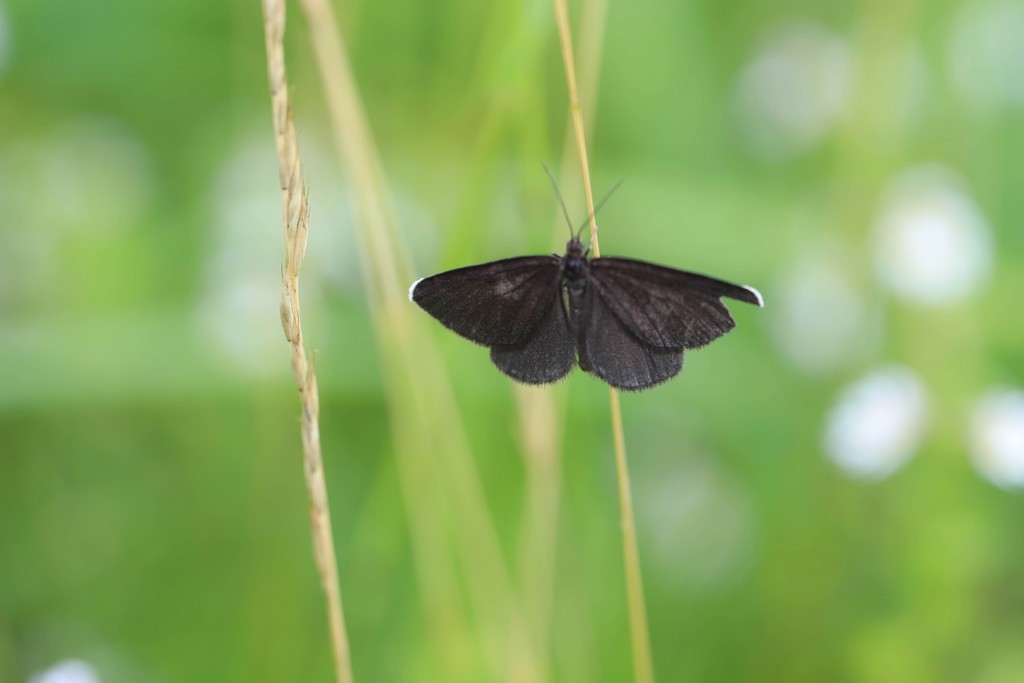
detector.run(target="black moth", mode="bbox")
[410,236,763,391]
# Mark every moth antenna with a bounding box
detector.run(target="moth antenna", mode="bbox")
[575,179,624,238]
[544,164,575,239]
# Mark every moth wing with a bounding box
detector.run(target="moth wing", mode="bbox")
[578,286,683,391]
[411,257,561,346]
[490,295,575,384]
[589,257,762,349]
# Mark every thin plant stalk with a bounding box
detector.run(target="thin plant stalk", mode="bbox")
[294,0,542,679]
[260,1,354,682]
[608,389,653,683]
[516,0,610,672]
[550,1,655,682]
[515,383,562,666]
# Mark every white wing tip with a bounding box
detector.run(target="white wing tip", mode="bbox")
[409,277,424,302]
[743,285,765,308]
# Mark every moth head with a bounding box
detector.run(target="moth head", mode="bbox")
[566,235,586,258]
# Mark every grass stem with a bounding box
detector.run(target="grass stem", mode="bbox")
[550,1,655,681]
[260,1,354,681]
[294,0,542,678]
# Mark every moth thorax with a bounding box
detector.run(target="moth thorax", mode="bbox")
[564,254,586,279]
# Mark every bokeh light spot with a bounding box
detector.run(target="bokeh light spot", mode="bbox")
[638,455,754,591]
[824,366,929,480]
[198,132,363,375]
[199,139,298,376]
[771,237,882,375]
[0,117,154,309]
[38,117,156,237]
[733,21,852,159]
[970,387,1024,490]
[872,165,992,307]
[949,0,1024,110]
[29,659,101,683]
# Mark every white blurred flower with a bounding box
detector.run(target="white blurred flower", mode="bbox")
[638,456,753,591]
[197,140,285,376]
[949,0,1024,110]
[771,237,882,375]
[38,117,156,237]
[197,133,358,375]
[29,659,100,683]
[872,165,993,307]
[0,118,154,308]
[197,276,282,377]
[970,387,1024,490]
[0,217,58,309]
[733,21,852,159]
[824,366,929,480]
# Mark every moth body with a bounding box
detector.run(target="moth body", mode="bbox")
[410,235,762,391]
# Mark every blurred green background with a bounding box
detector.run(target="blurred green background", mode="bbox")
[2,0,1024,681]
